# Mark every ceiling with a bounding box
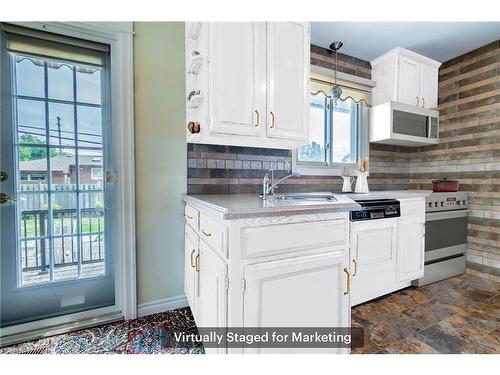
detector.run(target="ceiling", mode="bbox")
[311,22,500,62]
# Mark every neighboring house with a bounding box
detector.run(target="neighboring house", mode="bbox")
[19,154,103,187]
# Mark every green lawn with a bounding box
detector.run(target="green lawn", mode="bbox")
[20,214,104,238]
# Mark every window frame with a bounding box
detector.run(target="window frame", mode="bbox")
[293,97,367,176]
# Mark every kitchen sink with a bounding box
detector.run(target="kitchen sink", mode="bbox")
[270,193,337,202]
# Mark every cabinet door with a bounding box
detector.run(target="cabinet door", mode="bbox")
[243,251,350,353]
[266,22,309,143]
[419,64,438,109]
[184,226,199,320]
[350,219,398,306]
[397,56,420,106]
[208,22,266,136]
[398,216,425,282]
[198,241,227,328]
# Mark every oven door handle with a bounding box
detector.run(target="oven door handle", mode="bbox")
[426,210,468,221]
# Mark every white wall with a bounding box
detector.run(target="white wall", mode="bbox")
[133,22,186,305]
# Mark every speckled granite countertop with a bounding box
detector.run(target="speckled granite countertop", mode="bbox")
[182,190,431,219]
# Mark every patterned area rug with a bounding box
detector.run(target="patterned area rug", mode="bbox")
[1,307,204,354]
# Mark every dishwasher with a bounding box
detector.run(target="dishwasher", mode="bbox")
[349,199,401,306]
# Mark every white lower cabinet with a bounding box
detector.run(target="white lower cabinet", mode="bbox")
[184,225,199,320]
[350,219,398,306]
[243,250,350,353]
[350,197,426,306]
[397,216,425,282]
[183,206,351,354]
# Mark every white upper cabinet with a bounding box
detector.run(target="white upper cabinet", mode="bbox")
[397,55,421,107]
[266,22,310,141]
[207,23,266,137]
[185,22,310,149]
[371,47,441,109]
[419,63,439,110]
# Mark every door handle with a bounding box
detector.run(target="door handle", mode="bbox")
[0,171,7,182]
[343,268,350,295]
[190,249,196,268]
[195,254,200,272]
[421,97,425,108]
[270,111,276,128]
[0,193,16,204]
[416,96,419,106]
[254,109,260,127]
[352,259,358,277]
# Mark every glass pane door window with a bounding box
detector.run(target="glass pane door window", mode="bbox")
[1,28,114,328]
[14,54,106,286]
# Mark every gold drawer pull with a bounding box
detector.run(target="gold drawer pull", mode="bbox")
[190,249,196,268]
[185,213,193,219]
[270,111,276,128]
[352,259,357,277]
[195,254,200,272]
[343,268,350,295]
[202,229,211,237]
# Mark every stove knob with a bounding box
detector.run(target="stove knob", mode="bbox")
[463,200,466,205]
[457,201,461,205]
[428,202,432,208]
[434,202,438,207]
[440,202,444,206]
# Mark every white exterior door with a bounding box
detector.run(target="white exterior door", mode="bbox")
[0,29,116,328]
[350,219,398,306]
[266,22,309,142]
[419,63,438,109]
[397,56,420,107]
[398,216,425,282]
[208,22,266,137]
[243,251,350,353]
[184,226,199,320]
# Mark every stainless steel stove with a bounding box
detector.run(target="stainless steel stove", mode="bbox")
[413,191,469,286]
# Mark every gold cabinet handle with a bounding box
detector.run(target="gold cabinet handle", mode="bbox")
[190,249,196,268]
[270,111,275,128]
[416,96,420,106]
[421,97,425,108]
[195,254,200,272]
[352,259,357,277]
[202,229,211,237]
[254,109,260,127]
[185,213,193,219]
[343,268,350,295]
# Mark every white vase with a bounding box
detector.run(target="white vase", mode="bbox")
[354,171,369,193]
[341,176,354,192]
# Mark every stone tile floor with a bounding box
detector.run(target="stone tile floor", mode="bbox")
[2,273,498,354]
[351,273,500,353]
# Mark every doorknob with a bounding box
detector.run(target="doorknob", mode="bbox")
[0,193,16,204]
[0,171,7,182]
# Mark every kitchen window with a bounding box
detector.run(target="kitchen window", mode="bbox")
[292,76,370,176]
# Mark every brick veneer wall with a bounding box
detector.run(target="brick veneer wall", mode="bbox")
[409,40,500,277]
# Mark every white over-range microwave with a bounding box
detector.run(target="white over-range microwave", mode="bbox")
[369,101,439,146]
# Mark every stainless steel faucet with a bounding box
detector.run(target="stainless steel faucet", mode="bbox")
[262,160,300,200]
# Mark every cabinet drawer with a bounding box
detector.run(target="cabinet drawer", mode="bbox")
[199,213,227,258]
[241,219,347,259]
[185,204,199,231]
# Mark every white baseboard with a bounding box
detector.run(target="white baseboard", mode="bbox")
[137,295,189,318]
